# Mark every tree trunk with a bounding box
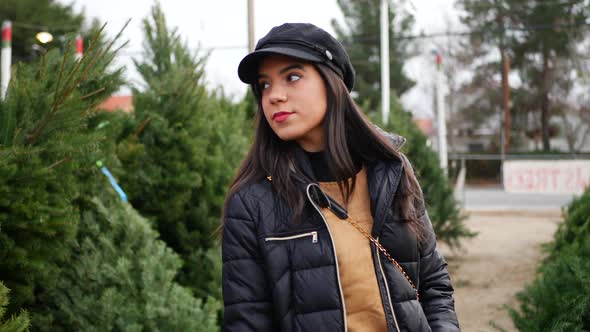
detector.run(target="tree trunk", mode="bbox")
[541,52,551,151]
[559,111,576,153]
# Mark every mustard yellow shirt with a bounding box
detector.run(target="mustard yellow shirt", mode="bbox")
[319,167,387,332]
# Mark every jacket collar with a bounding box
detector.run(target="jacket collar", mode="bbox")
[368,129,406,236]
[290,129,406,180]
[292,145,318,183]
[290,130,406,236]
[366,157,403,236]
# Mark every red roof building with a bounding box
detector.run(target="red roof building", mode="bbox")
[97,95,133,113]
[413,118,434,136]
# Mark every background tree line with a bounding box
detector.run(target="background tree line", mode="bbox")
[453,0,590,153]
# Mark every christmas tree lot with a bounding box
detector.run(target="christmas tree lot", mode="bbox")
[0,23,126,315]
[100,4,250,299]
[0,14,224,331]
[0,2,475,330]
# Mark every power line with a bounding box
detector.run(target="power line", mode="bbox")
[11,21,81,32]
[8,14,590,54]
[112,20,590,56]
[342,20,590,43]
[17,15,581,57]
[457,0,589,11]
[114,45,590,63]
[116,44,248,56]
[355,0,586,6]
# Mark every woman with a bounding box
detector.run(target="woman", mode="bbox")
[222,23,460,332]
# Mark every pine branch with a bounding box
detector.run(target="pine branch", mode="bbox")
[46,157,72,170]
[60,47,105,98]
[80,87,106,101]
[40,51,47,81]
[61,21,130,100]
[25,48,91,145]
[52,37,72,110]
[23,21,123,146]
[48,88,108,126]
[134,117,153,138]
[52,24,108,111]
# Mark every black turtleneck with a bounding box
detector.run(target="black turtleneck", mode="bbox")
[304,150,363,182]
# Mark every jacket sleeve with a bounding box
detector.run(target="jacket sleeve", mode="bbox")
[222,192,273,331]
[418,210,461,332]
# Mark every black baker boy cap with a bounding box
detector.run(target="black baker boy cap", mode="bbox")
[238,23,355,92]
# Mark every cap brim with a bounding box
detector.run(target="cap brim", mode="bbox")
[238,47,323,85]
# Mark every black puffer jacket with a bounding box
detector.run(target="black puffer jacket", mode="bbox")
[222,136,460,332]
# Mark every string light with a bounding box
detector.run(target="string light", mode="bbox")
[35,31,53,44]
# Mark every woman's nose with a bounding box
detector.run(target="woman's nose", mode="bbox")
[268,85,287,104]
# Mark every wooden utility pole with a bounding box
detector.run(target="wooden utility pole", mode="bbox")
[502,49,511,153]
[247,0,255,52]
[496,2,510,160]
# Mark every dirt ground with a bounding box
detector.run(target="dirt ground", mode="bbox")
[438,210,563,332]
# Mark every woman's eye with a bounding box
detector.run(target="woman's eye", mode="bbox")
[287,74,301,82]
[258,82,270,90]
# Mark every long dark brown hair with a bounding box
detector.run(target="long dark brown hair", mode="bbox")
[223,62,426,243]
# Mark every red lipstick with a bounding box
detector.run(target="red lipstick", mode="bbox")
[273,111,293,123]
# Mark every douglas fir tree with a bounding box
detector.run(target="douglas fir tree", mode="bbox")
[0,23,221,331]
[111,4,248,299]
[0,25,125,315]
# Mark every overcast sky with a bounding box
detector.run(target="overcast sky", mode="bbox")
[62,0,461,118]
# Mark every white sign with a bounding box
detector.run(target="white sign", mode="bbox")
[503,160,590,194]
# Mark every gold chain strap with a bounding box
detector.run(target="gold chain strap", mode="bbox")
[265,175,419,300]
[341,216,420,301]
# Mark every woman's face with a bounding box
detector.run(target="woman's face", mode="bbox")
[257,55,327,152]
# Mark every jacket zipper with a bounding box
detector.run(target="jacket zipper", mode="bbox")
[375,237,401,332]
[265,231,318,243]
[306,184,348,332]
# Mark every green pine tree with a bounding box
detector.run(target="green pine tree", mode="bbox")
[113,3,249,298]
[0,24,125,315]
[0,19,220,329]
[33,193,220,331]
[509,187,590,331]
[372,96,475,248]
[0,283,29,332]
